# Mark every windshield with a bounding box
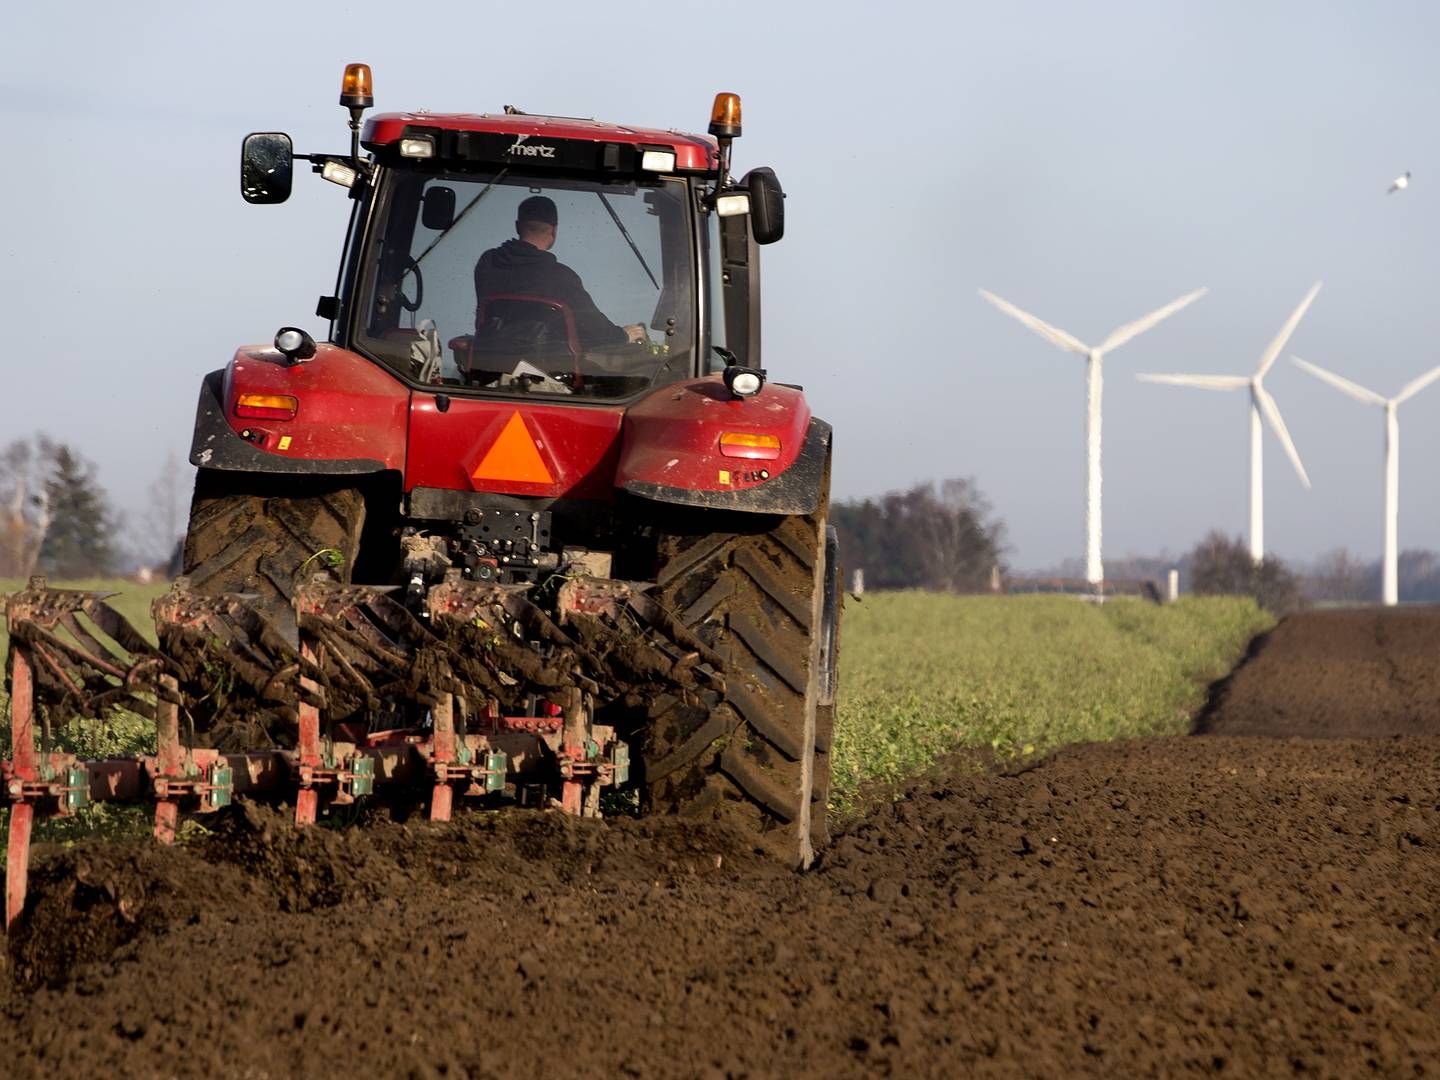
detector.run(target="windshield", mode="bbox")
[355,169,695,401]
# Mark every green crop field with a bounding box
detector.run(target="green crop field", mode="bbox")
[831,592,1272,805]
[0,580,1271,815]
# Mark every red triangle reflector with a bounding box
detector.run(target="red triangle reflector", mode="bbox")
[472,411,554,485]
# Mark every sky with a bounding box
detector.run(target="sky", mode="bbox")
[3,0,1440,570]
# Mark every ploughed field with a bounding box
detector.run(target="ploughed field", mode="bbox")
[4,604,1440,1077]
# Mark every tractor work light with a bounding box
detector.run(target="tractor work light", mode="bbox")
[339,63,374,111]
[715,191,750,217]
[722,364,766,398]
[235,394,299,421]
[641,149,676,172]
[709,92,742,139]
[321,160,358,188]
[399,136,435,159]
[719,431,781,460]
[274,326,318,361]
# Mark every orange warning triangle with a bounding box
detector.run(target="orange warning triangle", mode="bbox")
[472,411,554,484]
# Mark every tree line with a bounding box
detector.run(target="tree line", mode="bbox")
[830,479,1007,593]
[831,477,1440,614]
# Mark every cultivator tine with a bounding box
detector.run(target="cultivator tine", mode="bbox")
[554,577,726,694]
[3,579,155,929]
[6,645,37,929]
[295,584,328,827]
[153,673,184,844]
[295,579,431,711]
[291,578,439,824]
[5,577,164,726]
[154,582,312,730]
[430,693,456,822]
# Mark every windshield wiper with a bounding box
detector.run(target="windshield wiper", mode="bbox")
[414,168,510,268]
[596,191,660,290]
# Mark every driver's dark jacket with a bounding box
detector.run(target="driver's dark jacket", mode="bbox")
[473,239,626,348]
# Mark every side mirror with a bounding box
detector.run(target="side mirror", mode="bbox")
[241,132,294,204]
[745,167,785,244]
[422,186,457,231]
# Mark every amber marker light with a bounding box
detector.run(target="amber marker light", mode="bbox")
[340,63,374,110]
[718,432,780,460]
[235,394,299,421]
[709,92,742,139]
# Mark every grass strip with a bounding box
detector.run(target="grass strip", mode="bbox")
[831,593,1272,808]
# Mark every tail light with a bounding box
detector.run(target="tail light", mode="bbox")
[235,394,299,421]
[719,432,780,460]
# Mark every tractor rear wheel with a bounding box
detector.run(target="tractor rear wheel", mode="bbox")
[181,470,366,641]
[643,502,840,867]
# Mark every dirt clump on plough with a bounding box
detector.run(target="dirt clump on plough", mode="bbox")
[4,609,1440,1076]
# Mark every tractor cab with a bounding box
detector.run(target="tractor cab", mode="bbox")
[242,66,785,405]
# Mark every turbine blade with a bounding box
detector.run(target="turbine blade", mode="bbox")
[1395,363,1440,404]
[1099,287,1208,354]
[1256,282,1322,378]
[1291,356,1386,406]
[1255,384,1311,489]
[978,290,1090,355]
[1136,373,1249,390]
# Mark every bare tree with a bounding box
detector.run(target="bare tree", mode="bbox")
[1307,548,1373,603]
[0,436,55,578]
[145,450,187,566]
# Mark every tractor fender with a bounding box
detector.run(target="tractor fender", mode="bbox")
[619,406,835,521]
[188,345,409,476]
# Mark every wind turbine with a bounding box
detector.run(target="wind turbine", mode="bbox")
[1291,356,1440,605]
[1136,283,1321,563]
[979,286,1207,586]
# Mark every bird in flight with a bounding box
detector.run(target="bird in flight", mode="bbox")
[1388,171,1411,194]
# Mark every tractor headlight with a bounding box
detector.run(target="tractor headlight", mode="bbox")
[723,365,765,398]
[399,136,435,159]
[641,149,676,172]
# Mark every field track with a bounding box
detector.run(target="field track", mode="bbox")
[4,608,1440,1077]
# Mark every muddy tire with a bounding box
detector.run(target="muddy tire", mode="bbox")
[181,470,365,642]
[643,502,840,867]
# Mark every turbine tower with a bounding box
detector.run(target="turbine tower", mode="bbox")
[1291,356,1440,605]
[980,286,1207,586]
[1136,284,1321,563]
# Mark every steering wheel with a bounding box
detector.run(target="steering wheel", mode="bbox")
[398,255,424,313]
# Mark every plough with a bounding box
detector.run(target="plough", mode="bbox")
[0,572,729,928]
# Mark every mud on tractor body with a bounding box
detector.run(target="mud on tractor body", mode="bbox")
[2,67,839,926]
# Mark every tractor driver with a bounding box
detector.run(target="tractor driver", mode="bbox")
[474,195,647,349]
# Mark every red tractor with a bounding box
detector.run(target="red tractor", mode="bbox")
[2,66,839,922]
